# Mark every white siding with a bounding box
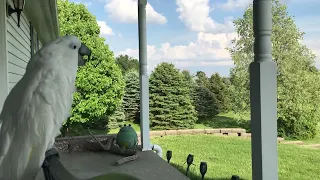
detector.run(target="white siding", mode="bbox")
[6,10,42,92]
[0,0,8,111]
[6,11,30,92]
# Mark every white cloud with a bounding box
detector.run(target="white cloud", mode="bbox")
[105,0,167,24]
[303,39,320,68]
[117,32,238,73]
[174,60,234,68]
[295,16,320,68]
[83,2,92,6]
[216,0,316,11]
[217,0,251,11]
[97,21,114,36]
[73,1,92,7]
[176,0,234,33]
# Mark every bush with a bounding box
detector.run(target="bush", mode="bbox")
[58,0,125,129]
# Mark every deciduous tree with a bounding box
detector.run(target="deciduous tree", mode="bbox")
[228,0,320,139]
[116,54,139,75]
[58,0,125,129]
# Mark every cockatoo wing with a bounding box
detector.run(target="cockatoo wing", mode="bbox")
[0,46,67,180]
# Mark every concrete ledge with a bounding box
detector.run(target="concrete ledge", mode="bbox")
[55,128,251,144]
[244,133,285,142]
[220,128,246,133]
[54,128,292,153]
[149,130,165,136]
[176,129,206,135]
[164,130,178,136]
[204,129,220,134]
[56,134,117,141]
[227,133,239,137]
[280,141,304,145]
[56,129,288,146]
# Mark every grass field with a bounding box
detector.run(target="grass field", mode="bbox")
[66,112,320,144]
[151,134,320,180]
[95,112,250,134]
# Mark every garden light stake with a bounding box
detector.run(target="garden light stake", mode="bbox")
[185,154,194,176]
[200,162,207,180]
[166,150,172,163]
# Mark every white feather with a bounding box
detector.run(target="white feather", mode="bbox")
[0,35,82,180]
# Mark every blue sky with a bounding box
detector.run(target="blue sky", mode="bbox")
[71,0,320,77]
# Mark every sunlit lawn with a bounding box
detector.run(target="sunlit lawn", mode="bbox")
[151,134,320,180]
[79,123,212,135]
[66,112,320,145]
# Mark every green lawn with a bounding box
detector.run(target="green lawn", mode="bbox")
[200,112,251,132]
[75,122,213,136]
[151,134,320,180]
[109,112,250,134]
[65,112,320,145]
[302,136,320,145]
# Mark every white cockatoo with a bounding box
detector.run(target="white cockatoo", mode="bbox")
[0,35,91,180]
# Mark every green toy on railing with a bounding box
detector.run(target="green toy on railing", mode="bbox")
[116,124,138,149]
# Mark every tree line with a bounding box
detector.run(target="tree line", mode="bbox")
[58,0,320,140]
[112,57,231,130]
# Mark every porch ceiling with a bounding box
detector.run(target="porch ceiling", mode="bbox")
[23,0,59,44]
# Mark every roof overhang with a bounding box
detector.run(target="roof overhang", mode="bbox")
[24,0,60,45]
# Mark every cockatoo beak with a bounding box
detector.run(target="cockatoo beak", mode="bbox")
[78,43,91,66]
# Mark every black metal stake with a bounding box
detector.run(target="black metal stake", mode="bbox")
[166,150,172,163]
[200,162,207,180]
[185,154,194,176]
[231,175,240,180]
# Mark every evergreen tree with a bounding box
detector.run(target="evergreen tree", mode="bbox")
[221,77,232,112]
[181,70,197,106]
[194,84,219,120]
[149,63,197,130]
[123,70,140,122]
[107,102,125,130]
[194,71,220,120]
[195,71,210,87]
[209,73,229,113]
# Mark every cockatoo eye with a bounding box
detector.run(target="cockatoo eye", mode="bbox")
[70,43,77,49]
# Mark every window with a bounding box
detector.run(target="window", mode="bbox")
[30,22,40,56]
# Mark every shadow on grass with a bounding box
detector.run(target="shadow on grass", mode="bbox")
[171,163,245,180]
[201,114,251,132]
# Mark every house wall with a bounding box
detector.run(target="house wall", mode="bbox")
[6,3,42,92]
[0,0,57,112]
[0,1,8,111]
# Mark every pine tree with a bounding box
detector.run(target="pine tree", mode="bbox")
[123,70,140,122]
[209,73,230,113]
[194,84,219,120]
[149,63,197,130]
[181,70,197,108]
[194,71,220,120]
[107,102,125,130]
